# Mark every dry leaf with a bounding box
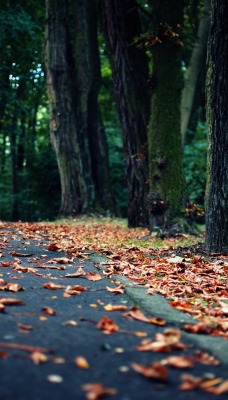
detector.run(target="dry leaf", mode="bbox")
[43,282,65,290]
[161,355,194,368]
[0,298,24,306]
[30,351,48,364]
[65,267,86,278]
[97,315,119,334]
[0,350,9,358]
[47,374,63,383]
[85,272,102,281]
[18,323,33,332]
[106,285,125,295]
[104,304,127,312]
[131,362,168,381]
[75,356,89,369]
[82,383,117,400]
[42,307,57,316]
[205,380,228,395]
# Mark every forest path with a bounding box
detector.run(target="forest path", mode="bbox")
[0,224,227,399]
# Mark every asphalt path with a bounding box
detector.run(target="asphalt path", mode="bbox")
[0,226,227,400]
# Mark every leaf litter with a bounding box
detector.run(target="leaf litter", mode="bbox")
[0,220,228,396]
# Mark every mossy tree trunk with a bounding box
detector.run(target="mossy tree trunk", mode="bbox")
[148,0,185,231]
[100,0,150,227]
[46,0,112,216]
[205,0,228,252]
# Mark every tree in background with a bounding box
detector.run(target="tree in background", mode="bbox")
[100,0,150,227]
[205,0,228,252]
[45,0,112,216]
[147,0,185,231]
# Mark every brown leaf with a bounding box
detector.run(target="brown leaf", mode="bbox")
[65,267,86,278]
[42,307,57,316]
[106,285,125,295]
[97,315,119,334]
[75,356,89,369]
[18,323,33,332]
[47,243,60,251]
[205,380,228,395]
[7,283,24,292]
[183,322,214,334]
[0,304,5,312]
[131,362,168,381]
[0,298,24,306]
[193,350,220,366]
[82,383,117,400]
[161,355,194,369]
[9,251,34,257]
[85,272,102,281]
[43,282,65,290]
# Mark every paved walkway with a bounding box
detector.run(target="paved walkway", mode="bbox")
[0,226,227,399]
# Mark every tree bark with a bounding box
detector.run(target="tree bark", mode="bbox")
[100,0,150,227]
[46,0,110,216]
[181,0,210,144]
[205,0,228,252]
[71,0,113,211]
[148,0,185,231]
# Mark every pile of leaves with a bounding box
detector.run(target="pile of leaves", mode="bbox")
[1,218,227,339]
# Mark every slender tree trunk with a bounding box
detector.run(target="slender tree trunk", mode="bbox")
[148,0,185,231]
[71,0,113,211]
[100,0,150,227]
[181,0,210,143]
[205,0,228,252]
[45,0,95,215]
[10,119,19,221]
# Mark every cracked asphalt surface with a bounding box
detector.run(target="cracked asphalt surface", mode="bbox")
[0,226,227,400]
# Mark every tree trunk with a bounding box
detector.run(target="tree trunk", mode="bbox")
[45,0,95,216]
[205,0,228,252]
[100,0,150,227]
[148,0,185,231]
[71,0,113,211]
[181,0,210,144]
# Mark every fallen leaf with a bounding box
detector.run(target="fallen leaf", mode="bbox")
[82,383,117,400]
[65,267,86,278]
[7,283,24,292]
[161,355,194,368]
[42,307,57,316]
[85,272,102,281]
[47,243,60,251]
[123,306,166,325]
[97,315,119,334]
[131,362,168,381]
[205,380,228,395]
[18,323,33,332]
[30,351,48,364]
[9,251,34,257]
[43,282,65,290]
[0,298,24,306]
[106,285,125,295]
[104,304,127,312]
[75,356,90,369]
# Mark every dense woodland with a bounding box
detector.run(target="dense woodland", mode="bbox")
[0,0,227,252]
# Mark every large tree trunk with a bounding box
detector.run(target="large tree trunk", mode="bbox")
[148,0,185,231]
[100,0,150,227]
[205,0,228,252]
[181,0,210,144]
[46,0,111,216]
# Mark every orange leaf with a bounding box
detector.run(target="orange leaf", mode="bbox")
[75,356,89,369]
[106,285,125,295]
[161,355,194,368]
[85,272,102,281]
[104,304,127,312]
[43,282,65,290]
[82,383,117,400]
[0,298,24,306]
[30,351,48,364]
[131,362,168,381]
[97,315,119,334]
[65,267,86,278]
[42,307,57,316]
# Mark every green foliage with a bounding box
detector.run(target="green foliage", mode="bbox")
[184,122,207,205]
